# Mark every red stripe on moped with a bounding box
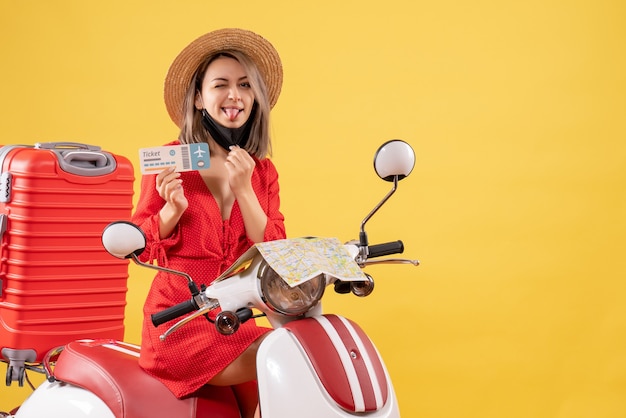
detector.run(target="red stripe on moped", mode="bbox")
[284,314,388,412]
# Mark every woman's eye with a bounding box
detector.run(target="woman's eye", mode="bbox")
[240,82,251,88]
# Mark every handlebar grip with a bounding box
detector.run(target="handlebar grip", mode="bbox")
[151,299,197,327]
[368,240,404,258]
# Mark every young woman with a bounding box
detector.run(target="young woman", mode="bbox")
[131,28,286,417]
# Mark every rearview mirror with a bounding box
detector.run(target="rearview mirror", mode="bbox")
[373,140,415,182]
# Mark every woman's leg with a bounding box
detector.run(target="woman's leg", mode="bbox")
[232,381,259,418]
[209,334,268,418]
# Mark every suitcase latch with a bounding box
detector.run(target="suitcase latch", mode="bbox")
[0,172,11,203]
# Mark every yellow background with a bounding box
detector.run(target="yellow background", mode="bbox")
[1,0,625,417]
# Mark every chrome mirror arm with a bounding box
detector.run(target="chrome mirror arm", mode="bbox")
[130,253,201,296]
[358,175,399,262]
[130,253,193,284]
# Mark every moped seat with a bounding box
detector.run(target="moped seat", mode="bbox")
[51,339,240,418]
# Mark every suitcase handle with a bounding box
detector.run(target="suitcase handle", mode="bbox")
[35,142,118,177]
[35,142,102,152]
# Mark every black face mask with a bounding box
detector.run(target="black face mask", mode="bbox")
[200,102,258,151]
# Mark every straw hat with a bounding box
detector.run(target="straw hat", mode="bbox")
[164,28,283,127]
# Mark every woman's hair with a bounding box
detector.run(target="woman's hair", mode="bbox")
[178,50,272,159]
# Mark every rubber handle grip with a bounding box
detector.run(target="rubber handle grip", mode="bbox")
[151,299,197,327]
[368,240,404,258]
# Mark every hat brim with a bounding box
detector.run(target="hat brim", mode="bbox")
[164,28,283,127]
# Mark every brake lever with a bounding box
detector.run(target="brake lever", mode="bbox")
[360,258,420,266]
[159,299,219,341]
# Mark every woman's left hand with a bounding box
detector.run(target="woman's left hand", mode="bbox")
[225,145,255,196]
[224,145,267,243]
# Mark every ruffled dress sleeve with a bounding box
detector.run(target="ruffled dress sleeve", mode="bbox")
[131,171,180,268]
[258,158,286,242]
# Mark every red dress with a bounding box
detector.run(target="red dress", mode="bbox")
[131,141,286,398]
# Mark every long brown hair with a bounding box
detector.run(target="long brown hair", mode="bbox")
[178,50,272,159]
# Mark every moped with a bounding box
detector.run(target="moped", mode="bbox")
[3,139,418,418]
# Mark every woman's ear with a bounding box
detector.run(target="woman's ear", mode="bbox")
[194,91,203,110]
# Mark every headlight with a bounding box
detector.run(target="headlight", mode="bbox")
[258,260,325,316]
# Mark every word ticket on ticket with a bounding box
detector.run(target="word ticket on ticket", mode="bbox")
[139,143,210,174]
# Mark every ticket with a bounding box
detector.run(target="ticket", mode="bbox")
[139,143,210,174]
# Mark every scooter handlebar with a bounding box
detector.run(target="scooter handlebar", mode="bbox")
[368,240,404,258]
[151,299,197,327]
[150,241,404,327]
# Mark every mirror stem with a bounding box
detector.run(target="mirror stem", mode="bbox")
[130,253,200,296]
[358,175,399,260]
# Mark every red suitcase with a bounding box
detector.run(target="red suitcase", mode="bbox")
[0,142,134,384]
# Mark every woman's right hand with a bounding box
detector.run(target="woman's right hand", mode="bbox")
[156,167,189,215]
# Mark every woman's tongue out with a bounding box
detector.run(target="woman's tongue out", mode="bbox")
[223,107,241,122]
